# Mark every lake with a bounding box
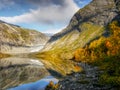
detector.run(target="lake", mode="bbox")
[0,55,76,90]
[8,76,58,90]
[0,57,58,90]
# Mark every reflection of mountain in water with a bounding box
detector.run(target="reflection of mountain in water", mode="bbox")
[0,57,49,89]
[8,76,58,90]
[0,56,76,90]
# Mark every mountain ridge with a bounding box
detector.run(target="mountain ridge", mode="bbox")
[43,0,120,52]
[0,20,49,53]
[43,0,120,89]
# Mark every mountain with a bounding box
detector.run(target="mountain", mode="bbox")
[42,0,120,89]
[44,33,54,37]
[0,21,49,53]
[43,0,120,55]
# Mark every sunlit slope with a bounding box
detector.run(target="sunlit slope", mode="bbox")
[0,21,49,53]
[43,0,119,52]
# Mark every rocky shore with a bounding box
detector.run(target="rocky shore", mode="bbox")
[58,63,117,90]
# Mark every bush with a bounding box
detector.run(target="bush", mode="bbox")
[45,81,59,90]
[74,21,120,86]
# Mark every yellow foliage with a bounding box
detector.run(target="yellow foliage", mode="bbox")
[74,47,90,62]
[74,48,84,61]
[73,21,120,86]
[74,21,120,62]
[105,40,112,48]
[89,37,106,49]
[45,81,59,90]
[107,21,120,55]
[74,65,83,72]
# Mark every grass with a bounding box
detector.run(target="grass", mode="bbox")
[47,21,120,89]
[73,21,120,87]
[33,23,105,78]
[1,23,45,47]
[93,55,120,86]
[44,22,105,62]
[72,22,104,48]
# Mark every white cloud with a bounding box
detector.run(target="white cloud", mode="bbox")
[42,26,66,34]
[0,0,79,25]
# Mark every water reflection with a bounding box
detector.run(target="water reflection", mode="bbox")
[0,57,49,89]
[8,76,58,90]
[0,56,76,90]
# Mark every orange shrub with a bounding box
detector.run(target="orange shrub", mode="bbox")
[74,21,120,62]
[45,81,59,90]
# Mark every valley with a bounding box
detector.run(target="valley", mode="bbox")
[0,0,120,90]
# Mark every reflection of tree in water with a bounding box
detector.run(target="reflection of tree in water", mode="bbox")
[39,58,82,77]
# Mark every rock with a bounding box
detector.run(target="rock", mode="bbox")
[43,0,120,54]
[0,20,49,53]
[58,63,112,90]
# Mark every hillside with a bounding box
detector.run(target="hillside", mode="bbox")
[0,0,120,89]
[42,0,120,89]
[0,21,49,53]
[42,0,120,59]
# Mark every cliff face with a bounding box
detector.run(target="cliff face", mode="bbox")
[0,21,49,53]
[43,0,120,51]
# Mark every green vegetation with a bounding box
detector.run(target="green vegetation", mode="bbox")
[97,55,120,86]
[74,21,120,62]
[40,23,105,62]
[35,23,105,76]
[71,22,104,48]
[74,21,120,86]
[36,20,120,87]
[53,22,104,51]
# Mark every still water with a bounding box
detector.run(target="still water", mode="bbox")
[0,53,75,90]
[8,76,58,90]
[0,57,58,90]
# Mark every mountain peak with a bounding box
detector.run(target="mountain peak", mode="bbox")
[0,21,49,53]
[70,0,119,27]
[43,0,120,51]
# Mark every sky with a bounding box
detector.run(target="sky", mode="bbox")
[0,0,92,34]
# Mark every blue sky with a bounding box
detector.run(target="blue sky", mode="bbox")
[0,0,92,33]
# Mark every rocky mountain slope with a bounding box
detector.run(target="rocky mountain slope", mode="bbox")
[0,21,49,53]
[43,0,120,54]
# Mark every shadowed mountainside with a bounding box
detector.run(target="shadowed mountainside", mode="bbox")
[43,0,120,53]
